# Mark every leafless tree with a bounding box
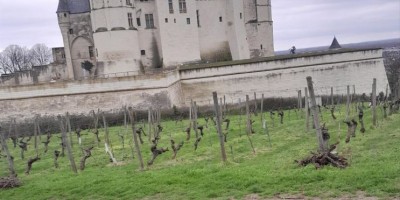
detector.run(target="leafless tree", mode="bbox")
[0,45,33,74]
[30,44,52,66]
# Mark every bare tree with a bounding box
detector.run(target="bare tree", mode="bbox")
[30,44,52,66]
[0,45,33,73]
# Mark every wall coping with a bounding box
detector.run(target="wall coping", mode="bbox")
[179,48,382,71]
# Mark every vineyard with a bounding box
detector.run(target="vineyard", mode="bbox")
[0,77,400,199]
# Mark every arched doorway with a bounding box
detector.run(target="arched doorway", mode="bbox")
[70,36,94,79]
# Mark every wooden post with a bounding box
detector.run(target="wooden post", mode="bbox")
[331,87,334,107]
[66,112,74,147]
[305,87,310,132]
[102,113,117,164]
[148,108,152,142]
[0,127,16,176]
[220,98,223,118]
[298,90,302,110]
[223,95,227,115]
[128,108,145,171]
[238,98,243,138]
[13,118,18,145]
[192,101,199,139]
[306,77,326,152]
[33,117,39,156]
[254,92,257,116]
[372,78,377,126]
[260,94,264,123]
[59,116,77,174]
[212,92,227,162]
[346,85,351,121]
[245,95,251,135]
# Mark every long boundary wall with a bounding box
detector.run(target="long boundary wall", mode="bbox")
[0,48,389,121]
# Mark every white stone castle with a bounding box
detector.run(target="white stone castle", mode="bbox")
[0,0,390,121]
[56,0,274,79]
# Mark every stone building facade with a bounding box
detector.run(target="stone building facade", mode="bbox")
[56,0,274,80]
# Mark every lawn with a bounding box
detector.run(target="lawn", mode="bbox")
[1,105,399,199]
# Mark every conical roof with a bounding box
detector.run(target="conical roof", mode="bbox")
[329,37,342,49]
[57,0,90,14]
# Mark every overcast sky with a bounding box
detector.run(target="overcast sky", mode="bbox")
[0,0,399,52]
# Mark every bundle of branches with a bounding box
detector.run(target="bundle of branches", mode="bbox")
[0,176,21,189]
[295,143,348,169]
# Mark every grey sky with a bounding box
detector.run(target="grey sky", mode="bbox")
[0,0,399,52]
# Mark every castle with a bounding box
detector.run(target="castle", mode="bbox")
[0,0,390,121]
[56,0,274,79]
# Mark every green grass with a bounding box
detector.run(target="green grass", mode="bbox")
[1,105,399,199]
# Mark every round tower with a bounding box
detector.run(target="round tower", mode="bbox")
[57,0,74,79]
[243,0,275,58]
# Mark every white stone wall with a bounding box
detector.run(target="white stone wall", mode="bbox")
[180,59,388,105]
[0,49,387,121]
[0,64,68,86]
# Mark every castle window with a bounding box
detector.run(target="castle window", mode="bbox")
[69,29,73,34]
[64,13,67,17]
[137,18,141,26]
[174,18,176,23]
[179,0,187,13]
[165,18,168,23]
[260,44,263,49]
[240,13,242,19]
[196,10,200,27]
[61,53,65,59]
[141,50,146,55]
[126,0,132,6]
[186,18,190,24]
[89,46,94,58]
[219,16,222,22]
[128,13,133,28]
[168,0,174,14]
[145,14,154,28]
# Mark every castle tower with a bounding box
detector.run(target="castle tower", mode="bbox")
[57,0,74,79]
[90,0,142,75]
[243,0,275,58]
[57,0,94,80]
[225,0,251,60]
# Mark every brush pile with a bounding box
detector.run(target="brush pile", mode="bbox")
[295,143,348,169]
[0,176,21,189]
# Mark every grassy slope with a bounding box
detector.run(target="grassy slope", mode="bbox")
[0,105,399,200]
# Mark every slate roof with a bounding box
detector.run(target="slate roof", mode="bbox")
[329,37,342,49]
[57,0,91,14]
